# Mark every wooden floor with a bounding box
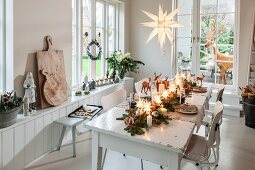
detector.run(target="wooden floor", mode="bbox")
[25,116,255,170]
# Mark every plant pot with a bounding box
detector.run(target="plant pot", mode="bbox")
[242,96,255,129]
[0,107,21,129]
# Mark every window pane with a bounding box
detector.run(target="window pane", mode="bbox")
[176,38,192,72]
[108,5,116,54]
[200,0,217,14]
[83,0,91,27]
[219,0,235,13]
[177,0,193,15]
[177,15,192,38]
[96,2,103,28]
[96,1,104,78]
[82,27,90,77]
[200,13,235,85]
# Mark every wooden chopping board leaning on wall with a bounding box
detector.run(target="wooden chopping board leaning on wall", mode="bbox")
[36,36,68,109]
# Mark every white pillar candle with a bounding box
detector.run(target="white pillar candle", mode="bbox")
[159,83,165,93]
[147,114,152,127]
[181,72,186,79]
[179,92,182,104]
[187,73,191,82]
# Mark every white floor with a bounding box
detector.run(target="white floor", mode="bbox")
[25,116,255,170]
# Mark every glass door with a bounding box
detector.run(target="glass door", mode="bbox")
[176,0,194,74]
[199,0,235,86]
[175,0,237,89]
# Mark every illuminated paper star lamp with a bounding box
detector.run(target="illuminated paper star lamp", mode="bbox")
[141,5,186,49]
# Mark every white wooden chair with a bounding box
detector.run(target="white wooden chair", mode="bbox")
[134,78,149,94]
[202,85,225,136]
[183,101,224,169]
[101,88,127,111]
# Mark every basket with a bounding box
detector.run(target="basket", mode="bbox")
[0,107,21,129]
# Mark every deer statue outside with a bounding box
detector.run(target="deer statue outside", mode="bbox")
[204,20,233,85]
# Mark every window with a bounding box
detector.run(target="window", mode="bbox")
[175,0,238,90]
[0,0,13,92]
[72,0,119,88]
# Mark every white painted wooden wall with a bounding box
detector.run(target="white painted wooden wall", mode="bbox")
[0,78,134,170]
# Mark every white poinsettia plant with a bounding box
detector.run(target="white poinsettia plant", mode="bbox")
[115,51,131,62]
[106,50,145,79]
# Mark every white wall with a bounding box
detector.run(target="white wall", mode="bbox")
[128,0,255,91]
[239,0,255,88]
[13,0,72,97]
[129,0,173,81]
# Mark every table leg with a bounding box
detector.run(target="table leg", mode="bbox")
[72,126,76,157]
[57,126,66,150]
[167,153,181,170]
[92,131,103,170]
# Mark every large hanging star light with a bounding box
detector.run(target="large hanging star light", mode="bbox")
[141,5,186,49]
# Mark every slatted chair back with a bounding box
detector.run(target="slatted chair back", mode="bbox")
[208,101,224,148]
[216,85,225,102]
[101,89,127,111]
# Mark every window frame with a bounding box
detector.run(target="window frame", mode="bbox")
[173,0,240,92]
[72,0,120,89]
[0,0,13,93]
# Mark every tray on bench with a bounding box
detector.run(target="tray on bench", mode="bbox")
[68,104,103,120]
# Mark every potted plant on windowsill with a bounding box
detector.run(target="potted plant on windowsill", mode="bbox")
[0,91,23,128]
[106,51,145,80]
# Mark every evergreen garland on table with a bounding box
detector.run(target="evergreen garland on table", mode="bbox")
[116,108,170,136]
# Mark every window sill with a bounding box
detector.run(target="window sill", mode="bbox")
[0,77,134,133]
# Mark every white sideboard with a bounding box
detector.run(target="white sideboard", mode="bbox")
[0,78,134,170]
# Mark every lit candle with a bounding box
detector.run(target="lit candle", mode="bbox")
[179,92,182,104]
[187,73,191,82]
[159,83,165,93]
[147,114,152,127]
[181,72,186,79]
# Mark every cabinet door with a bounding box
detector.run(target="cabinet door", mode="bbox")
[52,111,61,149]
[25,121,35,165]
[44,114,52,153]
[35,117,44,158]
[3,129,14,170]
[14,125,25,170]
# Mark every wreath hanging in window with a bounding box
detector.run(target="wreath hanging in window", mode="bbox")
[86,39,102,60]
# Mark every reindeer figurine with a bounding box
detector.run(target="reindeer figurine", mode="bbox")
[196,73,205,87]
[205,20,233,85]
[141,78,152,94]
[154,72,162,92]
[162,77,169,89]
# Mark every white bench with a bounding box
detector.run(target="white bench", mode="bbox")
[54,117,84,157]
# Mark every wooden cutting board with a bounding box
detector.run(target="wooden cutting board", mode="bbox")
[36,36,68,109]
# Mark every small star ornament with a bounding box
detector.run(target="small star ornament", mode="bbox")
[141,5,186,48]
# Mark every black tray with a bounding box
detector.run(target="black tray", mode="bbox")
[68,104,103,120]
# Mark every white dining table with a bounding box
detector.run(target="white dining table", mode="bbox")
[85,85,211,170]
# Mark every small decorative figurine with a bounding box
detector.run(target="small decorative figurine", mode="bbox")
[154,72,162,92]
[23,96,30,116]
[23,72,36,112]
[84,73,88,84]
[89,80,96,90]
[196,73,205,87]
[141,78,152,94]
[84,83,90,95]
